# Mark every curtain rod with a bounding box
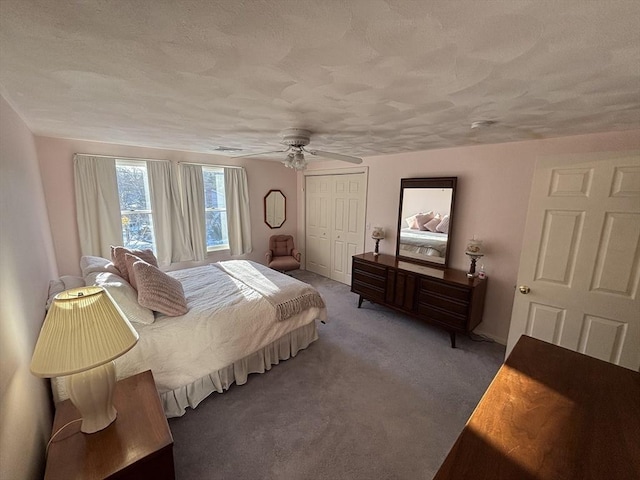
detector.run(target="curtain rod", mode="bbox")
[75,153,243,169]
[75,153,168,163]
[178,161,243,169]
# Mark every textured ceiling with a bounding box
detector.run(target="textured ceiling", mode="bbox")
[0,0,639,161]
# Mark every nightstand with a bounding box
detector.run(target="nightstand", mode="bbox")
[44,370,175,480]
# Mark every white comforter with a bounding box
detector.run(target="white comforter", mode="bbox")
[52,262,326,402]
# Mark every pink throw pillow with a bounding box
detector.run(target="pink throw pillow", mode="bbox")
[132,259,188,316]
[111,246,158,283]
[424,216,441,232]
[124,253,142,291]
[436,215,450,234]
[416,212,436,231]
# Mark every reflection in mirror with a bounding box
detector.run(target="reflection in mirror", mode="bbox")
[396,177,457,268]
[264,189,286,228]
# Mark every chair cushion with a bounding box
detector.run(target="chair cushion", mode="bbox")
[268,256,300,271]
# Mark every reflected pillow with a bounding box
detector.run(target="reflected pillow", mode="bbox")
[415,212,435,231]
[424,215,441,232]
[405,214,420,229]
[436,215,450,234]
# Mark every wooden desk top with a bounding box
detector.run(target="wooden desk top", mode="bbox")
[434,335,640,480]
[45,370,173,480]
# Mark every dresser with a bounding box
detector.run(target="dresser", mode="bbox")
[351,252,487,347]
[434,336,640,479]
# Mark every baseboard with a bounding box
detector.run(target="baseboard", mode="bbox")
[472,328,507,346]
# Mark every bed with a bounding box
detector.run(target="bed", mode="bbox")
[51,258,327,417]
[398,228,448,263]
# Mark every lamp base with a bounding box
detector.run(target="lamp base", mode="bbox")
[374,238,381,256]
[67,361,117,433]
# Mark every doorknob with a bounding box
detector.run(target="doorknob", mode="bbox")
[518,285,531,294]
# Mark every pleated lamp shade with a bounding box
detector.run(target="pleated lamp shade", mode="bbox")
[31,286,139,377]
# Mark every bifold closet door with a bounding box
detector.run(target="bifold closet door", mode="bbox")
[305,173,366,285]
[305,175,331,278]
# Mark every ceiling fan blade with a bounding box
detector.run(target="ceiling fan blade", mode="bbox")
[234,148,289,158]
[306,149,363,164]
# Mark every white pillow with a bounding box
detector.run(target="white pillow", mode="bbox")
[436,215,450,234]
[80,255,120,277]
[85,271,155,325]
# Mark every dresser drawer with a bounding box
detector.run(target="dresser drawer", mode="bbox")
[419,292,469,316]
[417,304,467,330]
[353,258,387,278]
[352,279,386,303]
[353,269,386,289]
[421,278,471,303]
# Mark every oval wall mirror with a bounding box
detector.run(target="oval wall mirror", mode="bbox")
[264,189,286,228]
[396,177,457,268]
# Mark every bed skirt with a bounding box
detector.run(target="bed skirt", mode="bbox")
[161,320,319,417]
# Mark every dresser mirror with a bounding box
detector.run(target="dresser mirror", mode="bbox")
[396,177,457,268]
[264,189,286,228]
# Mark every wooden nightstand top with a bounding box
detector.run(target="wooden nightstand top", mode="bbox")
[45,370,174,480]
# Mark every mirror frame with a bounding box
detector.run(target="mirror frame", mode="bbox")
[264,189,286,229]
[395,177,458,269]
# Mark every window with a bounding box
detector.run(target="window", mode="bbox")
[115,160,156,251]
[202,167,229,251]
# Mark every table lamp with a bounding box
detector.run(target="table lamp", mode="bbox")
[465,237,484,278]
[31,286,139,433]
[372,226,385,256]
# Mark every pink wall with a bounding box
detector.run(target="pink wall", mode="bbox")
[299,129,640,344]
[0,96,57,480]
[35,137,298,276]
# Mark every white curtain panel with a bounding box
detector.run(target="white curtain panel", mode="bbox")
[74,155,122,258]
[147,161,194,266]
[224,167,253,256]
[181,164,207,261]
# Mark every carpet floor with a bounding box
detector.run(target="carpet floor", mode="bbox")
[168,270,505,480]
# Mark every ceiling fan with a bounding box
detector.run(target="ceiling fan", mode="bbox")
[239,128,363,170]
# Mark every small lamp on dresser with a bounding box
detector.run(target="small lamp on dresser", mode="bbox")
[372,226,385,256]
[31,286,139,433]
[465,237,484,278]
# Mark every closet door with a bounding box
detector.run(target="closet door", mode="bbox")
[305,175,331,277]
[331,174,366,284]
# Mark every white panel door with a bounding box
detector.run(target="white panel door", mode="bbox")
[507,152,640,370]
[305,175,331,277]
[330,174,366,284]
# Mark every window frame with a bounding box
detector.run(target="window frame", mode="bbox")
[202,166,229,252]
[115,159,157,253]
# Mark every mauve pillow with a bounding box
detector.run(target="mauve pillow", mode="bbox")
[436,215,450,234]
[124,253,142,291]
[132,259,188,317]
[111,246,158,283]
[424,216,441,232]
[416,212,435,231]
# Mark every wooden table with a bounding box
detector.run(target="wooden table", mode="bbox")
[45,370,174,480]
[434,335,640,479]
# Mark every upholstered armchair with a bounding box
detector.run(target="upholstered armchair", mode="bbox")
[266,235,301,272]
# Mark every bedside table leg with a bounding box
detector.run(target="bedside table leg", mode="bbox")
[450,332,456,348]
[357,296,364,308]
